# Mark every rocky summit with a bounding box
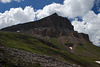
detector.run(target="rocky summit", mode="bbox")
[0,13,100,67]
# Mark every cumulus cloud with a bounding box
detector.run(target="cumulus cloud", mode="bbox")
[36,3,62,19]
[36,0,94,19]
[72,11,100,46]
[0,6,35,29]
[0,0,24,3]
[0,0,11,3]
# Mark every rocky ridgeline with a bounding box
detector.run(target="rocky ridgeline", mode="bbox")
[0,13,74,37]
[0,46,80,67]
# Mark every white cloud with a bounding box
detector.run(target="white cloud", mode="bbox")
[72,11,100,46]
[36,3,62,19]
[36,0,94,19]
[0,6,35,29]
[0,0,24,3]
[62,0,94,18]
[0,0,11,3]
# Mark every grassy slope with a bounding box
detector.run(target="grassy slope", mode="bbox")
[0,32,100,67]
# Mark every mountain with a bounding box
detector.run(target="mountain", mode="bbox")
[0,13,100,67]
[0,13,74,37]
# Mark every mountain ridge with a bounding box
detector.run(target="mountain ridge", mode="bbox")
[0,13,74,37]
[0,13,100,67]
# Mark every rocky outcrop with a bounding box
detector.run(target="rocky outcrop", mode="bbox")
[0,46,80,67]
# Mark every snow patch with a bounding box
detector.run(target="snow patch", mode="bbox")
[69,47,73,50]
[17,30,20,32]
[95,61,100,64]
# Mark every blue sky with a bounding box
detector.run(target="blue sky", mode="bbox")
[0,0,63,13]
[0,0,99,14]
[0,0,100,46]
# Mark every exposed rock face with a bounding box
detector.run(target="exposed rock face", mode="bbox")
[1,13,74,37]
[0,46,79,67]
